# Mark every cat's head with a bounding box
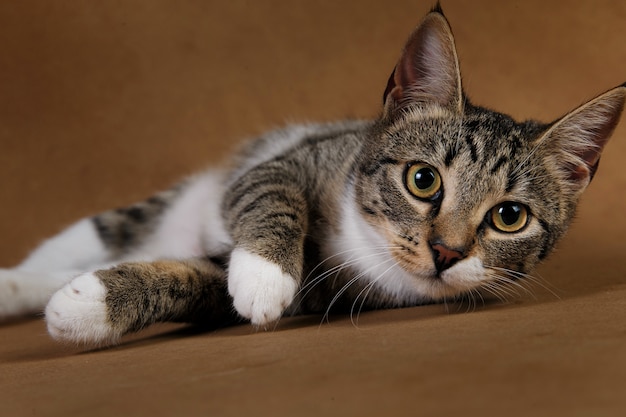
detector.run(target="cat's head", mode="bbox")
[354,6,625,301]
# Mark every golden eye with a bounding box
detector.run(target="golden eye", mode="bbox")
[404,163,442,200]
[489,202,529,233]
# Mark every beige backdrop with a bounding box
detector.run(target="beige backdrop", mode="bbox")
[1,1,625,416]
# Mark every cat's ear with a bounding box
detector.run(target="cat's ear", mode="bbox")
[383,5,463,118]
[541,83,626,189]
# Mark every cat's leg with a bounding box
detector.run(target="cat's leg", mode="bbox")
[0,218,114,319]
[0,186,175,320]
[222,161,308,327]
[45,257,238,345]
[1,170,231,320]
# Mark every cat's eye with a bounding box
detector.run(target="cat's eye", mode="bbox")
[488,202,529,233]
[404,163,442,200]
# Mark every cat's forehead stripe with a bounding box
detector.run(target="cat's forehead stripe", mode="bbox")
[489,156,508,174]
[359,157,399,177]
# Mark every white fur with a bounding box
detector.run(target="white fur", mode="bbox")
[124,170,231,261]
[328,185,429,302]
[0,269,86,318]
[45,272,117,344]
[0,219,110,319]
[329,184,489,303]
[228,248,298,327]
[18,218,109,272]
[441,256,486,292]
[0,172,232,322]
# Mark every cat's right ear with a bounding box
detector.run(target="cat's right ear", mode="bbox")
[382,6,463,118]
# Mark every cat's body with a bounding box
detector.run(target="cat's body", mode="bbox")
[1,6,624,345]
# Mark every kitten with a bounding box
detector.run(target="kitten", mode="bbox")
[0,5,624,345]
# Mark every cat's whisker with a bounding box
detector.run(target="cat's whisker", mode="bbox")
[352,280,381,326]
[299,246,401,292]
[491,275,528,299]
[467,288,485,312]
[442,295,450,314]
[479,281,513,304]
[302,244,397,287]
[484,266,533,292]
[482,272,524,299]
[515,271,562,300]
[350,260,399,327]
[487,280,518,301]
[489,273,535,301]
[470,290,479,312]
[486,265,561,300]
[294,247,402,313]
[321,257,397,327]
[456,292,470,313]
[460,289,479,313]
[351,279,379,326]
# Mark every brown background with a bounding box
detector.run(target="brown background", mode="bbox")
[1,1,625,416]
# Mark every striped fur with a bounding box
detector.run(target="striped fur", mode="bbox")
[1,7,624,345]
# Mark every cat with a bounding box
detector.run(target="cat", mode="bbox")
[0,5,624,346]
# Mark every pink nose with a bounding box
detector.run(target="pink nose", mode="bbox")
[430,243,463,274]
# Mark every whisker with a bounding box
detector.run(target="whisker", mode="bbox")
[302,244,399,288]
[321,257,397,326]
[486,265,561,300]
[466,288,484,312]
[350,260,399,327]
[489,274,531,300]
[295,246,402,311]
[479,282,510,304]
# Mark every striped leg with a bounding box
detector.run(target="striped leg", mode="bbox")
[222,160,309,327]
[45,256,238,345]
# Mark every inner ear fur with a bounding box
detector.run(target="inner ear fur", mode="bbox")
[383,6,463,118]
[539,84,626,186]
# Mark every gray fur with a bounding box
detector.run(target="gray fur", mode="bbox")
[92,185,185,256]
[44,8,625,339]
[97,257,237,336]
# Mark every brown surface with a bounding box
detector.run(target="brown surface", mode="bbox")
[1,1,625,416]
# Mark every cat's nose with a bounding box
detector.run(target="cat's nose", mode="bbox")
[430,242,464,274]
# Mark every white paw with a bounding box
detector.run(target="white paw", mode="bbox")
[45,272,119,345]
[228,248,298,327]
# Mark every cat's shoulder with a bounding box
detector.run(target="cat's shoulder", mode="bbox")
[228,120,372,176]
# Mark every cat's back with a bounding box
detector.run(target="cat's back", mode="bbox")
[226,120,373,184]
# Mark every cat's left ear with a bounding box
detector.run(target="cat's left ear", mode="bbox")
[382,5,463,118]
[541,83,626,189]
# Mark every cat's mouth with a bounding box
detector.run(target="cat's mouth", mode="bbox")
[391,248,487,298]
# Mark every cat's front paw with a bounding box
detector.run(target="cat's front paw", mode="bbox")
[228,248,298,328]
[45,272,120,345]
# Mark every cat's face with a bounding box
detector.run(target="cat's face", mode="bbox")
[351,7,624,302]
[355,106,569,300]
